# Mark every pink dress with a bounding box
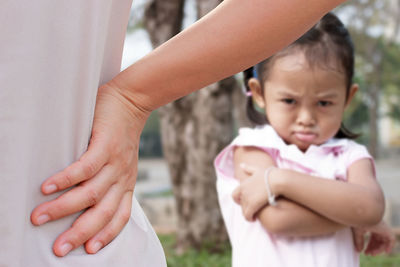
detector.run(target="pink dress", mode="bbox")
[215,125,373,267]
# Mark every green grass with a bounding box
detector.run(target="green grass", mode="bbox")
[159,233,400,267]
[158,234,232,267]
[360,254,400,267]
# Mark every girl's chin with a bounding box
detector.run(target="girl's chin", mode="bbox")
[294,140,317,152]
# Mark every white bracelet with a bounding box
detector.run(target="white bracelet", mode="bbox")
[264,167,276,206]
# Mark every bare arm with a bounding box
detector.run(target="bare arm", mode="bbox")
[234,147,344,237]
[269,159,385,227]
[109,0,346,112]
[257,199,345,237]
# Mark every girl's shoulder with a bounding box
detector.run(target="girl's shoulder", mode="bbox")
[329,138,374,171]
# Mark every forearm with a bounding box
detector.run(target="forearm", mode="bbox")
[270,169,384,227]
[257,198,345,237]
[110,0,345,112]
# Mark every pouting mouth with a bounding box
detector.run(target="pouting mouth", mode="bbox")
[293,132,317,142]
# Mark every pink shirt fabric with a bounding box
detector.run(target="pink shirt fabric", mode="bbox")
[215,125,373,267]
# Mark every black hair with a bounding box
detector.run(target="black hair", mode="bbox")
[244,12,359,139]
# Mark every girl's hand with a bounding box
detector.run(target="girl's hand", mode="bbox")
[353,221,396,255]
[30,84,150,257]
[232,163,271,221]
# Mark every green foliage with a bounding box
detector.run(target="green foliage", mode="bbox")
[335,1,400,150]
[382,42,400,123]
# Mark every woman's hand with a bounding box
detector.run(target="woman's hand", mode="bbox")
[30,84,150,257]
[353,220,396,255]
[232,163,271,221]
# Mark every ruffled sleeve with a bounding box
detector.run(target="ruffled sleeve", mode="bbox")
[343,140,375,177]
[214,125,283,176]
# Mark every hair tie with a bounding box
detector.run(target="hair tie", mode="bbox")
[245,91,253,97]
[252,67,258,79]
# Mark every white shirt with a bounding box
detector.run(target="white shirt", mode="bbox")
[0,1,166,266]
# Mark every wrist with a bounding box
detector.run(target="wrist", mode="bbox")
[264,167,277,206]
[269,168,287,197]
[99,82,151,127]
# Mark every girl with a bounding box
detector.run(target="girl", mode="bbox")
[214,13,394,267]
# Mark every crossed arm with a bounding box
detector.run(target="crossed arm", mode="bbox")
[232,146,385,237]
[232,146,395,254]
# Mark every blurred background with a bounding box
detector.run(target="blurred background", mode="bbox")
[123,0,400,266]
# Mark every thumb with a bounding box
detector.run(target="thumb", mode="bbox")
[232,186,241,204]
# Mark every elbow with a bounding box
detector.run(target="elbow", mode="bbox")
[355,191,385,227]
[259,208,288,235]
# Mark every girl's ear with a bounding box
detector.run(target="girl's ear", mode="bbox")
[248,78,265,108]
[345,83,359,108]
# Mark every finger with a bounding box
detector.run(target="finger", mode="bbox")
[232,187,241,204]
[85,191,133,254]
[243,203,258,222]
[352,229,365,252]
[387,235,396,253]
[41,141,109,194]
[239,163,256,175]
[365,235,383,255]
[364,235,376,254]
[31,165,115,225]
[52,184,124,257]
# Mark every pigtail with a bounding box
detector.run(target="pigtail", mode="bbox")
[243,67,268,125]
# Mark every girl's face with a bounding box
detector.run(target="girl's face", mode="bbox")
[249,51,358,152]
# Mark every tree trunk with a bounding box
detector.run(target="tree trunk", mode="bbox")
[144,0,239,251]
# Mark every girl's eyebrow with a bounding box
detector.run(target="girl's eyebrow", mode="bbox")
[275,89,301,97]
[316,91,339,98]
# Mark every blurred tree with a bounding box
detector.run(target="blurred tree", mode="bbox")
[143,0,239,252]
[336,0,400,157]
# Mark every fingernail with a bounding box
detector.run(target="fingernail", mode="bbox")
[36,214,50,225]
[91,242,102,253]
[59,243,73,256]
[44,184,57,194]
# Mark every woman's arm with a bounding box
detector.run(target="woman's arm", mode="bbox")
[110,0,345,111]
[234,146,344,237]
[32,0,346,256]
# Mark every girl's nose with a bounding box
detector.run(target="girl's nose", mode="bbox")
[296,107,316,126]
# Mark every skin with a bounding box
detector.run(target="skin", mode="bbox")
[30,0,346,257]
[232,51,393,253]
[234,149,345,237]
[249,52,358,152]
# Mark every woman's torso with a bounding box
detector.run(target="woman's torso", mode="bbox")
[0,1,166,266]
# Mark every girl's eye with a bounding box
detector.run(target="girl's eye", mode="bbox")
[318,100,332,107]
[282,98,295,105]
